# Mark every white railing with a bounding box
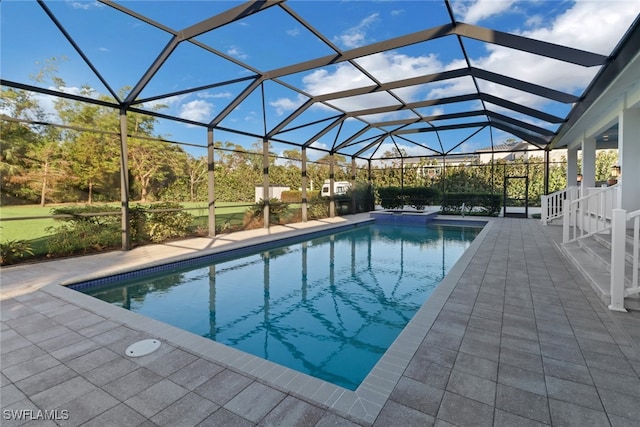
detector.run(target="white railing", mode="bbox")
[541,186,579,225]
[563,184,619,243]
[609,208,640,312]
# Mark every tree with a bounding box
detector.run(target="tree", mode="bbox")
[10,136,68,206]
[128,137,187,202]
[186,155,208,201]
[0,86,72,205]
[56,92,120,203]
[595,150,618,181]
[0,88,44,202]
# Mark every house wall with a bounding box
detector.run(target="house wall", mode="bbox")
[255,186,290,203]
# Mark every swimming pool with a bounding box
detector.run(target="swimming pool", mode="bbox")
[77,222,482,390]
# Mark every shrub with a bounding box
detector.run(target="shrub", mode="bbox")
[0,240,34,265]
[403,187,441,210]
[346,182,375,213]
[377,187,404,209]
[307,193,329,219]
[46,203,196,254]
[280,190,302,203]
[440,193,501,216]
[47,205,121,255]
[129,205,148,242]
[146,202,194,243]
[376,186,441,210]
[244,198,291,226]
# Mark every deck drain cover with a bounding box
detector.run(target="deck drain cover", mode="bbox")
[125,339,161,357]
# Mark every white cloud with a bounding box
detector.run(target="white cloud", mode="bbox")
[178,100,213,122]
[270,94,306,116]
[429,107,446,117]
[309,141,328,151]
[333,13,380,49]
[67,1,103,10]
[430,1,640,110]
[286,27,300,37]
[450,140,484,154]
[525,14,544,28]
[197,91,233,99]
[452,0,517,24]
[260,2,639,127]
[142,94,185,111]
[54,86,84,96]
[518,1,640,55]
[227,47,248,60]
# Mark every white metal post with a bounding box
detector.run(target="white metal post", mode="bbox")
[301,147,307,222]
[263,139,270,228]
[541,195,548,225]
[563,205,570,243]
[329,153,335,218]
[207,128,215,237]
[609,209,627,312]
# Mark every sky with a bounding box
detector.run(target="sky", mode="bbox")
[1,0,639,160]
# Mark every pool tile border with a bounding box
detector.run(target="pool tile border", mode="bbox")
[42,216,494,424]
[65,219,375,291]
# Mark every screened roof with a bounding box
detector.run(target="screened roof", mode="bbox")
[2,0,639,160]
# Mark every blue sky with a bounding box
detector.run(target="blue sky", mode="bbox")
[2,0,639,160]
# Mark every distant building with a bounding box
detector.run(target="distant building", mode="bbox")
[476,141,567,163]
[254,185,290,202]
[398,141,568,180]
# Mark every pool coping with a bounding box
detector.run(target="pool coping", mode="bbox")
[41,215,494,424]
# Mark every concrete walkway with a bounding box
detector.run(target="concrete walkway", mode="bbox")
[1,216,639,426]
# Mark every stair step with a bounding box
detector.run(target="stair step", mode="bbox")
[577,236,612,268]
[560,238,640,311]
[561,241,610,299]
[592,232,636,264]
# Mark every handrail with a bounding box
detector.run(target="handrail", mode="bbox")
[541,186,578,225]
[563,184,619,243]
[609,208,640,312]
[569,185,615,205]
[627,209,640,294]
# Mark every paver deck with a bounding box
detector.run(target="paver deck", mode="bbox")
[2,216,639,426]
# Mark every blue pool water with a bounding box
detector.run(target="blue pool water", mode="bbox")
[80,223,481,390]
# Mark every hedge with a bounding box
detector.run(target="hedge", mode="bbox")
[46,203,195,255]
[440,193,501,216]
[280,190,302,203]
[376,186,441,210]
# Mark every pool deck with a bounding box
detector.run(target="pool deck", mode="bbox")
[2,215,639,426]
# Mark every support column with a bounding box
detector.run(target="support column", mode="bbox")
[207,128,215,237]
[581,136,596,193]
[301,147,308,222]
[329,152,335,218]
[491,152,495,194]
[544,150,550,195]
[619,108,640,212]
[118,110,130,250]
[567,145,578,188]
[400,157,404,194]
[351,156,357,214]
[262,139,270,228]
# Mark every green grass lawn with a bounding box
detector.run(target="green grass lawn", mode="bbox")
[0,202,252,243]
[0,205,58,242]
